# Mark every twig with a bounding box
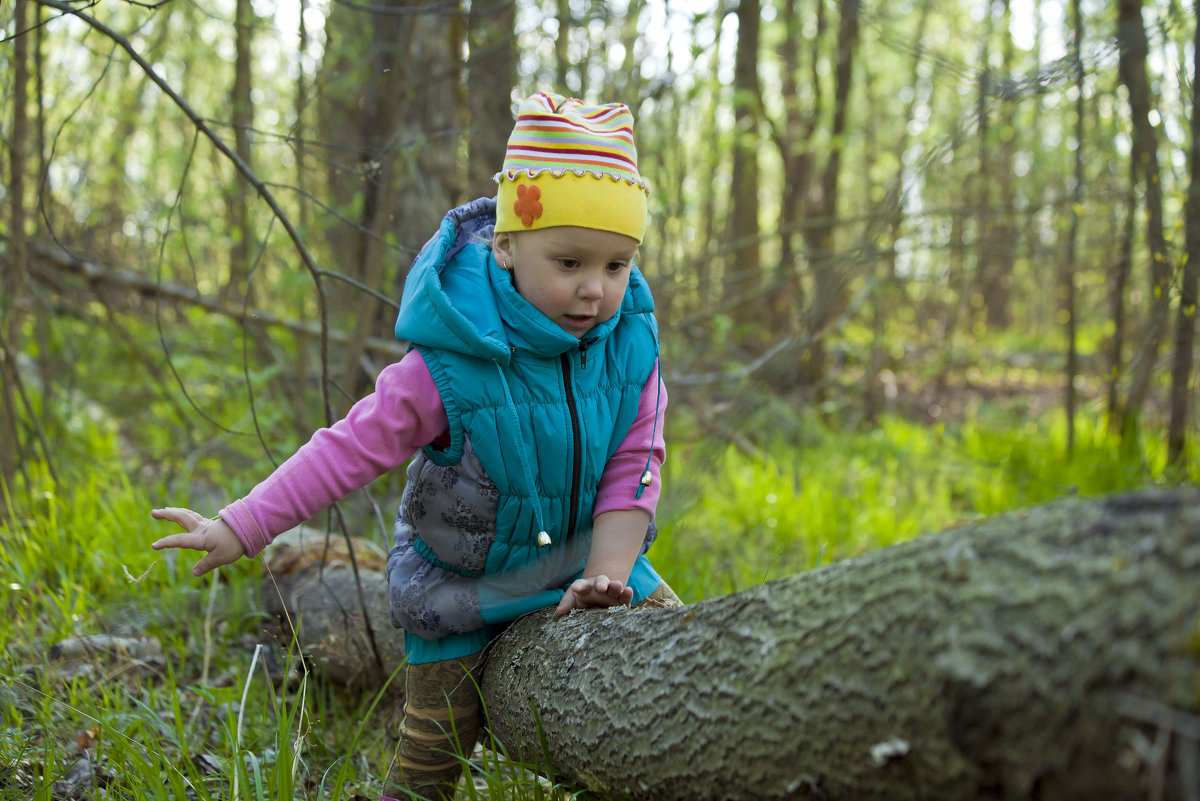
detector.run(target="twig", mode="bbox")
[234,643,264,798]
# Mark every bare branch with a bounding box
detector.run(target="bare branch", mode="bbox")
[26,240,406,361]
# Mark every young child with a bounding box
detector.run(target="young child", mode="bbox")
[151,91,679,800]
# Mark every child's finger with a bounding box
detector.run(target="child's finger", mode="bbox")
[191,555,218,577]
[151,507,205,530]
[554,591,579,616]
[152,531,206,551]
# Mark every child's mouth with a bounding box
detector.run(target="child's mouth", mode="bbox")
[563,314,595,330]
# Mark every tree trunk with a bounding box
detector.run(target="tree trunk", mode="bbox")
[482,487,1200,801]
[555,0,572,92]
[1107,158,1136,434]
[723,0,762,328]
[769,0,816,337]
[863,0,928,423]
[800,0,859,386]
[317,0,464,400]
[977,0,1016,331]
[971,18,993,338]
[1117,0,1171,428]
[269,488,1200,800]
[695,9,728,315]
[1167,3,1199,466]
[2,0,32,501]
[224,0,256,305]
[334,0,406,400]
[466,0,516,199]
[1063,0,1085,455]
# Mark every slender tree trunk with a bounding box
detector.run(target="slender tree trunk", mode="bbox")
[770,0,815,336]
[1118,0,1171,429]
[935,132,969,401]
[864,0,928,422]
[482,487,1200,801]
[614,0,646,100]
[555,0,571,91]
[801,0,859,385]
[1107,161,1136,433]
[467,0,517,198]
[225,0,256,305]
[2,0,32,500]
[695,11,728,314]
[33,0,51,407]
[1167,3,1200,465]
[1063,0,1085,455]
[723,0,762,328]
[980,0,1016,330]
[295,0,310,234]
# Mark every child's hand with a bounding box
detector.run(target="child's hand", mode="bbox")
[151,507,247,577]
[554,574,634,616]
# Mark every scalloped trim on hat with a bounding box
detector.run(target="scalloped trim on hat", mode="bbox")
[493,167,650,194]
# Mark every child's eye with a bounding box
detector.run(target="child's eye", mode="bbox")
[607,262,628,273]
[558,258,581,269]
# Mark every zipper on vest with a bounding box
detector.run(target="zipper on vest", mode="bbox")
[560,353,582,541]
[578,337,596,368]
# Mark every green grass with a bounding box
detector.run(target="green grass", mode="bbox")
[653,411,1196,602]
[1,409,1194,798]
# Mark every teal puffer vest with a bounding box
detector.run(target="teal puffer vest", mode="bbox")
[389,198,663,663]
[418,302,657,570]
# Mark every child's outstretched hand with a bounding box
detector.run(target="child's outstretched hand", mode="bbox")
[554,574,634,616]
[151,507,246,577]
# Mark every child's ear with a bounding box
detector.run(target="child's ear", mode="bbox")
[492,233,515,271]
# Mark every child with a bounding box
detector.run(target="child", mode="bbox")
[151,91,679,800]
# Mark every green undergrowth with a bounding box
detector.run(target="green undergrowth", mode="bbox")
[0,444,571,799]
[653,411,1197,602]
[1,409,1195,798]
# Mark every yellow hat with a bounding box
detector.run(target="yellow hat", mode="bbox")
[494,92,650,243]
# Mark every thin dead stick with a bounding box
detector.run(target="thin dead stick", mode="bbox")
[234,643,264,798]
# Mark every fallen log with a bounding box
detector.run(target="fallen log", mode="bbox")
[261,527,406,693]
[268,487,1200,800]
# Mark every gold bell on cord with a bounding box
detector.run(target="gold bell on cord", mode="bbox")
[537,531,552,547]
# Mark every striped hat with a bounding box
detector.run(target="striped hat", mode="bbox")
[494,92,650,242]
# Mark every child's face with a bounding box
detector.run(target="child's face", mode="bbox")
[494,227,639,339]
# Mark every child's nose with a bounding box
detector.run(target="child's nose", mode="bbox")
[578,274,604,300]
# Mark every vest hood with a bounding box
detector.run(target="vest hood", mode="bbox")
[395,197,655,362]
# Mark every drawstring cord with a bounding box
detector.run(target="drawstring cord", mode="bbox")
[635,344,662,500]
[493,360,552,546]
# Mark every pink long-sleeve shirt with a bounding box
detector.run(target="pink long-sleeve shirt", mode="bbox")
[220,349,667,557]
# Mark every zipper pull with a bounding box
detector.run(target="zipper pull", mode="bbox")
[579,338,593,368]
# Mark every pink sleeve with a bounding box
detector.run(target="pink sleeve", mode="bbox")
[219,349,449,556]
[593,362,667,520]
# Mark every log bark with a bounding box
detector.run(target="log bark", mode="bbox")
[482,487,1200,801]
[261,527,407,694]
[267,488,1200,800]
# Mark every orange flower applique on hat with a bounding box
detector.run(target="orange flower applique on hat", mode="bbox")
[513,184,543,227]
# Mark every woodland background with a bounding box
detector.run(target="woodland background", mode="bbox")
[1,0,1200,797]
